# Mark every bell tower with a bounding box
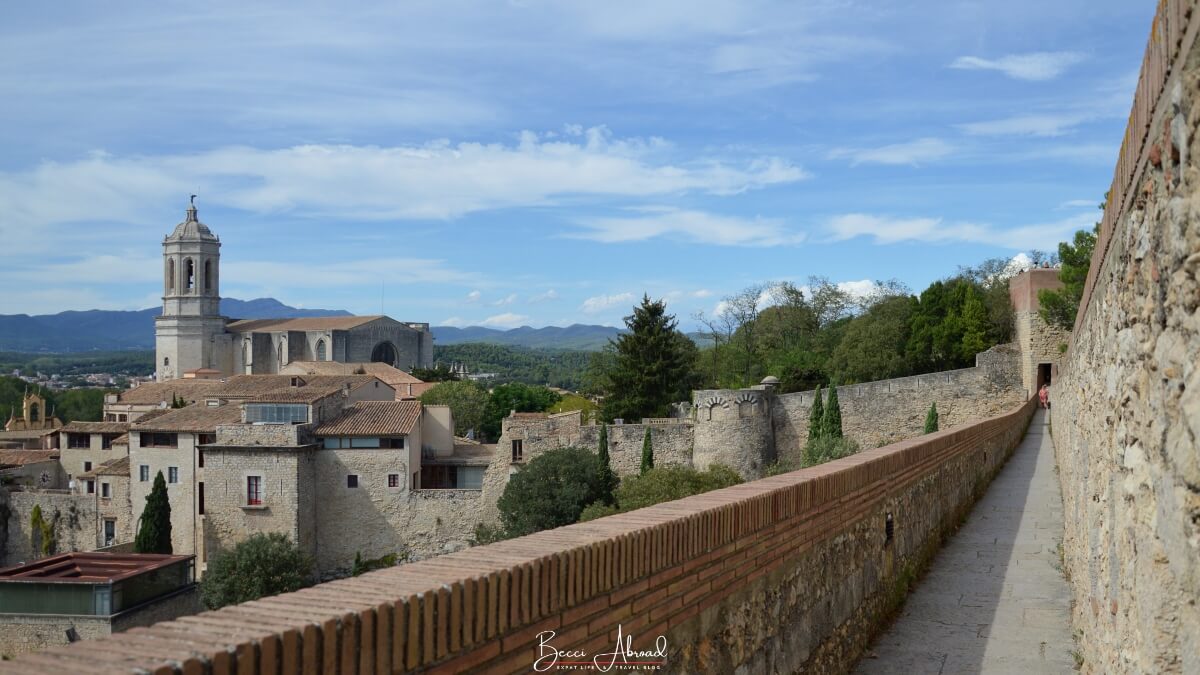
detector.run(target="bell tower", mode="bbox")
[154,198,228,381]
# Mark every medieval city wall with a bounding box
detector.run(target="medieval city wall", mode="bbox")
[0,490,98,567]
[1052,2,1200,672]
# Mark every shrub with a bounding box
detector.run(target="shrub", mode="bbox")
[923,402,939,434]
[802,436,860,468]
[639,427,654,475]
[496,446,610,538]
[201,533,314,609]
[579,464,742,521]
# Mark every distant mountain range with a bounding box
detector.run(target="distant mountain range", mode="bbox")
[0,299,351,352]
[431,324,622,351]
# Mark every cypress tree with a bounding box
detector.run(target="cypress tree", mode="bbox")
[808,386,825,441]
[823,384,843,439]
[597,423,617,504]
[134,471,173,554]
[924,402,939,434]
[640,427,654,475]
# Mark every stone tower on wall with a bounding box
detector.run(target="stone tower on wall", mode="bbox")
[1009,267,1071,396]
[691,378,778,479]
[155,199,230,382]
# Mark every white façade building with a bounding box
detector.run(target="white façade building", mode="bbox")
[153,201,433,382]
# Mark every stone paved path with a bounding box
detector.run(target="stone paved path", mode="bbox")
[855,409,1076,674]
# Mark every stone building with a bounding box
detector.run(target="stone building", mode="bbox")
[1009,266,1070,395]
[153,201,433,382]
[2,392,63,449]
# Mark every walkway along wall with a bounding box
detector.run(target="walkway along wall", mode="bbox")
[0,398,1036,674]
[1051,1,1200,672]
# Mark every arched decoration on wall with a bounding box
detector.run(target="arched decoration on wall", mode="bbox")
[204,260,212,291]
[316,339,327,361]
[29,403,39,423]
[371,341,397,366]
[185,258,195,291]
[167,259,175,292]
[734,392,759,418]
[701,395,728,421]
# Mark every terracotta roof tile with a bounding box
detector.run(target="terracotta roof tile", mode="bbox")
[282,361,424,385]
[132,404,243,433]
[116,380,225,405]
[0,450,59,467]
[225,316,386,332]
[59,421,129,434]
[313,401,422,436]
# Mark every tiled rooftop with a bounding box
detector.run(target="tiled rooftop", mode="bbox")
[313,400,422,436]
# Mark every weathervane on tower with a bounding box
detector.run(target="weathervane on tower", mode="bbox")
[190,194,197,206]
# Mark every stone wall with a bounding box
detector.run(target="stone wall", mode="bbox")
[770,343,1023,466]
[578,422,694,475]
[1,490,97,566]
[1010,268,1072,396]
[4,398,1037,674]
[1051,2,1200,672]
[200,448,312,562]
[0,586,201,659]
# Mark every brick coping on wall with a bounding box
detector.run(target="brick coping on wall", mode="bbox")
[0,396,1035,674]
[1073,0,1198,340]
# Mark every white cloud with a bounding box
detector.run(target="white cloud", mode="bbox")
[829,138,954,166]
[691,289,713,298]
[492,293,518,306]
[528,289,560,303]
[0,129,807,241]
[573,207,805,247]
[465,290,482,303]
[440,316,467,327]
[581,292,635,314]
[480,312,529,328]
[950,52,1085,81]
[958,114,1084,137]
[825,212,1096,251]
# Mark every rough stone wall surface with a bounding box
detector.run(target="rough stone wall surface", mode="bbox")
[1052,17,1200,672]
[201,448,309,561]
[129,433,201,556]
[692,388,774,478]
[0,586,201,659]
[578,422,694,475]
[771,344,1024,466]
[1014,310,1072,395]
[1,491,97,566]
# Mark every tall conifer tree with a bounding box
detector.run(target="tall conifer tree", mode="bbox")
[823,384,843,439]
[134,471,173,554]
[598,296,697,422]
[597,423,617,504]
[808,386,825,441]
[640,427,654,475]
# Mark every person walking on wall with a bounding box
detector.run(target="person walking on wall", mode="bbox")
[1038,384,1050,409]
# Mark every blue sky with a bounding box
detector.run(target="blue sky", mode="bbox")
[0,1,1154,329]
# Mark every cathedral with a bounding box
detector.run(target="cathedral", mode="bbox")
[154,201,434,382]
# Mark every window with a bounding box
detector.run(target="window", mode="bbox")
[511,439,524,462]
[29,403,39,423]
[101,434,116,449]
[458,466,485,490]
[204,260,212,291]
[316,339,327,361]
[141,432,178,448]
[86,480,95,494]
[384,437,406,449]
[118,414,127,422]
[185,258,195,290]
[103,519,116,547]
[168,467,179,484]
[83,461,93,472]
[163,357,170,367]
[101,482,111,498]
[198,448,205,468]
[350,437,380,448]
[167,259,175,291]
[245,404,308,424]
[388,474,400,488]
[198,482,204,515]
[139,465,150,482]
[246,476,262,505]
[68,434,89,449]
[347,474,359,488]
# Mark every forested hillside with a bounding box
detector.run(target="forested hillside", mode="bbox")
[432,344,593,390]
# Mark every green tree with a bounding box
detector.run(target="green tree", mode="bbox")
[134,471,173,554]
[640,427,654,475]
[200,533,314,609]
[30,504,56,556]
[823,385,843,439]
[481,383,561,441]
[596,424,617,505]
[1039,222,1100,331]
[579,464,742,521]
[495,447,610,538]
[959,285,989,359]
[827,294,914,383]
[596,296,698,422]
[410,364,461,382]
[170,393,186,409]
[924,402,939,434]
[807,386,825,442]
[419,380,489,437]
[801,436,860,468]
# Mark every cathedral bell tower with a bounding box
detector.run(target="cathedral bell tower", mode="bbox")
[154,198,229,381]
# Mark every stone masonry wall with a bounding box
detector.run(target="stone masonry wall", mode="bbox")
[1052,2,1200,672]
[771,343,1024,466]
[1,491,97,566]
[5,398,1038,674]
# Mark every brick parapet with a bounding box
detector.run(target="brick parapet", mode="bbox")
[1,397,1035,674]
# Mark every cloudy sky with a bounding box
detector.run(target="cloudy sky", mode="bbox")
[0,1,1154,328]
